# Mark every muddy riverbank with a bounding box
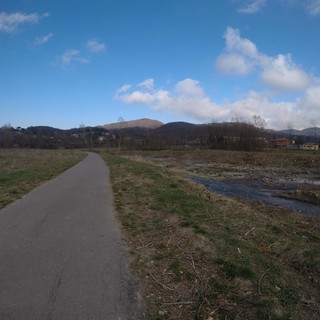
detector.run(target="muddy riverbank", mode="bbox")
[120,150,320,217]
[192,176,320,217]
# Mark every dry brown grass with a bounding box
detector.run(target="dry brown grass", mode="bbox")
[102,149,320,320]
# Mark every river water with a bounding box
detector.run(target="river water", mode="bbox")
[192,176,320,217]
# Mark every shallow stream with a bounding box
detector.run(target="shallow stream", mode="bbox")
[192,176,320,217]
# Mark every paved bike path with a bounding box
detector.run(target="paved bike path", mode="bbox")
[0,152,143,320]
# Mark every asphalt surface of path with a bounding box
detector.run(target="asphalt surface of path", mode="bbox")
[0,152,143,320]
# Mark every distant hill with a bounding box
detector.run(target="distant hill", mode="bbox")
[0,125,114,149]
[155,121,198,133]
[102,118,163,130]
[272,127,319,137]
[2,119,319,150]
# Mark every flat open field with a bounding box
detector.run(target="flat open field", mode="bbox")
[1,148,319,319]
[102,149,320,320]
[0,149,85,208]
[121,149,320,210]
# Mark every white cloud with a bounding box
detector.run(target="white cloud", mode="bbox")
[117,78,229,121]
[297,86,320,111]
[216,27,314,92]
[260,54,312,91]
[235,0,320,16]
[281,0,320,16]
[213,27,319,128]
[216,27,263,75]
[116,77,320,130]
[59,50,89,67]
[116,27,319,130]
[138,78,155,91]
[292,86,320,129]
[216,53,254,75]
[295,86,320,128]
[226,91,296,129]
[34,32,53,45]
[120,88,169,105]
[0,11,40,33]
[116,84,132,94]
[86,39,106,53]
[224,27,259,58]
[174,78,204,97]
[306,0,320,15]
[238,0,266,14]
[59,40,106,68]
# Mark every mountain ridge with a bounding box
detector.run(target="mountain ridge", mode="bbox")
[102,118,163,130]
[101,118,319,134]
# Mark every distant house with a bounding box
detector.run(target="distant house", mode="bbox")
[302,143,319,151]
[269,138,293,148]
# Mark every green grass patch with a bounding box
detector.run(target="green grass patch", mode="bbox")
[0,149,85,208]
[101,150,320,320]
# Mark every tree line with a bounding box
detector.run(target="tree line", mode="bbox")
[3,116,315,152]
[0,125,117,149]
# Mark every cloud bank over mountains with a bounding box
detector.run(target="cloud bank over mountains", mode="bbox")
[117,27,320,130]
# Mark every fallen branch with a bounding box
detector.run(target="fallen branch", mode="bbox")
[244,227,255,237]
[178,244,199,277]
[149,272,175,292]
[257,272,265,295]
[152,301,193,305]
[136,242,153,250]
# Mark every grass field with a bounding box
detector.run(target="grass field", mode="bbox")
[1,148,319,319]
[0,149,86,208]
[102,149,320,320]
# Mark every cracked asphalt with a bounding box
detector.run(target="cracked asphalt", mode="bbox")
[0,152,143,320]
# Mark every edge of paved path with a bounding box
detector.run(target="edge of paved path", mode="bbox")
[0,152,146,319]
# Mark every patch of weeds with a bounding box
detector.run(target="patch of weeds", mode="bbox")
[279,285,299,306]
[216,258,255,280]
[304,248,320,271]
[256,310,285,320]
[192,224,208,235]
[157,243,166,250]
[153,254,165,261]
[185,272,194,281]
[226,236,242,246]
[180,217,207,235]
[169,260,183,282]
[169,182,178,189]
[181,219,192,228]
[139,222,147,229]
[152,218,165,229]
[269,224,282,234]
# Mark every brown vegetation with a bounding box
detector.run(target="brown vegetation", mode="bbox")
[102,149,320,320]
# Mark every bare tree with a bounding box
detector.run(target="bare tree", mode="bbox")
[310,119,318,139]
[252,115,267,130]
[117,117,127,151]
[286,120,294,139]
[0,123,13,148]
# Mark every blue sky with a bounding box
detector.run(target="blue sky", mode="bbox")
[1,0,320,130]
